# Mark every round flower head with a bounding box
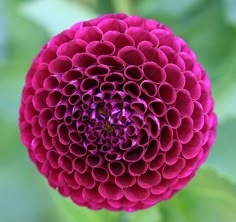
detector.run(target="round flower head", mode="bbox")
[19,14,217,212]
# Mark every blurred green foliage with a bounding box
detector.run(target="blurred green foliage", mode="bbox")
[0,0,236,221]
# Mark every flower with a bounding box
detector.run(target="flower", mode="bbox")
[19,13,217,212]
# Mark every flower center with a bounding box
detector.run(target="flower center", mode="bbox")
[96,105,114,133]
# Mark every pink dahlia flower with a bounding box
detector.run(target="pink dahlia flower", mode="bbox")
[19,14,217,212]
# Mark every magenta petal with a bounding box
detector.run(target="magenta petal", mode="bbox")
[80,77,100,92]
[99,182,124,200]
[86,41,115,56]
[123,81,141,98]
[118,46,145,65]
[115,173,136,188]
[32,89,48,111]
[162,158,186,179]
[43,75,60,90]
[191,101,204,130]
[92,167,109,182]
[165,64,185,89]
[165,108,181,128]
[86,154,103,167]
[98,56,125,71]
[123,146,144,162]
[124,66,144,81]
[82,188,105,204]
[177,117,194,144]
[85,65,110,77]
[72,53,96,68]
[140,80,158,97]
[160,125,173,151]
[145,114,160,138]
[104,72,125,84]
[166,141,182,165]
[184,71,201,100]
[73,158,87,174]
[125,185,150,201]
[129,160,148,176]
[149,99,167,117]
[126,27,157,46]
[175,90,194,116]
[32,67,50,90]
[144,139,159,162]
[107,197,136,209]
[75,26,102,42]
[158,83,176,104]
[74,172,95,189]
[98,18,127,33]
[182,132,202,159]
[139,43,168,66]
[143,62,166,83]
[108,161,125,176]
[149,154,165,171]
[100,82,116,93]
[103,31,135,49]
[138,171,161,188]
[58,155,73,173]
[131,99,147,115]
[48,56,72,74]
[57,39,86,57]
[137,128,149,146]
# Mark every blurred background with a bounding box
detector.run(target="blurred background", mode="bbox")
[0,0,236,221]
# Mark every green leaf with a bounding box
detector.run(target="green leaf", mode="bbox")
[0,117,63,222]
[0,1,7,60]
[0,67,24,124]
[20,0,98,36]
[5,0,49,60]
[159,168,236,222]
[124,206,162,222]
[0,1,49,124]
[51,190,122,222]
[213,39,236,123]
[111,0,133,15]
[137,0,201,18]
[214,82,236,123]
[50,188,162,222]
[224,0,236,26]
[206,118,236,184]
[96,0,114,14]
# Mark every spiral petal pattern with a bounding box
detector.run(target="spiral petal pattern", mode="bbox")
[19,14,217,212]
